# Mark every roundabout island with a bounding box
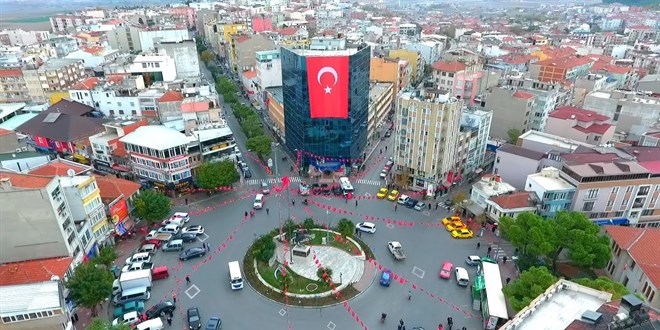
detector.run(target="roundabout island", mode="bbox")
[244,220,376,307]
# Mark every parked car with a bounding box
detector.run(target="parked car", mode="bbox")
[138,244,157,254]
[206,316,222,330]
[451,228,474,239]
[171,233,198,243]
[439,261,453,279]
[261,182,270,194]
[380,269,393,286]
[152,266,170,280]
[162,239,185,252]
[182,225,205,236]
[442,216,462,226]
[355,222,376,234]
[112,311,142,327]
[179,247,206,261]
[113,301,144,318]
[242,168,252,178]
[446,222,467,232]
[376,188,388,199]
[405,198,418,209]
[144,300,176,320]
[413,202,426,211]
[187,307,202,330]
[465,255,481,266]
[332,186,343,196]
[387,190,400,201]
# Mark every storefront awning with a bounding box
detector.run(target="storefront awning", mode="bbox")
[594,218,629,226]
[464,201,485,216]
[112,164,131,172]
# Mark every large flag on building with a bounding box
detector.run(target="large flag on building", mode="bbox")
[306,56,349,119]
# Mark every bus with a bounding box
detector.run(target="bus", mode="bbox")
[477,258,509,329]
[339,177,354,192]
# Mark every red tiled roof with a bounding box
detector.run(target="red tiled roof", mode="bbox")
[236,35,250,43]
[605,226,660,287]
[0,257,73,286]
[512,90,535,99]
[0,128,14,136]
[535,55,594,69]
[278,27,298,36]
[0,68,23,77]
[431,60,466,72]
[27,159,89,176]
[549,106,610,122]
[489,192,536,210]
[72,77,100,90]
[0,172,52,189]
[242,70,257,79]
[573,123,613,135]
[95,176,141,203]
[590,61,631,75]
[158,90,184,102]
[82,45,104,54]
[639,160,660,174]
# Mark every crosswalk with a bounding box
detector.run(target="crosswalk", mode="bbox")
[245,177,303,185]
[488,243,509,261]
[354,179,383,186]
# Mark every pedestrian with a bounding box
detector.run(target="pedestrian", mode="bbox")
[167,316,172,326]
[172,292,177,303]
[168,310,174,318]
[462,327,467,330]
[476,242,481,249]
[355,200,358,207]
[206,243,210,252]
[292,199,295,206]
[506,277,511,284]
[438,324,444,330]
[380,148,382,154]
[400,319,404,326]
[395,204,398,211]
[186,275,191,285]
[492,225,497,233]
[385,146,388,151]
[502,256,508,264]
[487,246,492,255]
[245,211,248,218]
[448,316,453,327]
[355,228,359,235]
[345,197,348,204]
[203,242,207,250]
[408,290,412,300]
[185,198,188,205]
[266,207,269,215]
[398,325,403,330]
[358,231,362,238]
[436,203,439,210]
[428,203,431,210]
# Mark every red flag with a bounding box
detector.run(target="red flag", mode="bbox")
[282,176,290,188]
[306,56,349,119]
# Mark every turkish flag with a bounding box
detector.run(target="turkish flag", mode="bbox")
[306,56,349,119]
[282,176,290,188]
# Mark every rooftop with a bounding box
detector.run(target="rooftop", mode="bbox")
[0,281,62,315]
[370,82,393,101]
[488,192,536,210]
[549,106,610,122]
[15,100,104,142]
[431,60,467,72]
[0,171,53,189]
[95,176,141,203]
[71,77,100,90]
[158,90,184,102]
[518,130,593,153]
[0,257,73,286]
[497,144,546,160]
[534,56,594,70]
[564,160,649,177]
[605,226,660,287]
[472,174,516,197]
[38,58,81,71]
[526,167,575,191]
[512,90,536,99]
[266,86,284,104]
[27,158,92,176]
[119,125,189,150]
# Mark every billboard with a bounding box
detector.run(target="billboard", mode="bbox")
[110,198,129,225]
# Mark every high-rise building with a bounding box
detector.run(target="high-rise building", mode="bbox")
[281,44,371,163]
[393,88,462,191]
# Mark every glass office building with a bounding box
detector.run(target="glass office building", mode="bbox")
[281,46,370,164]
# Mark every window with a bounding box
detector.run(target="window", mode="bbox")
[607,200,614,208]
[586,188,599,199]
[637,186,650,196]
[582,201,594,211]
[630,260,636,270]
[626,186,634,193]
[612,186,620,194]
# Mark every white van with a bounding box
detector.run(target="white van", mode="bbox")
[228,261,243,290]
[125,252,151,265]
[157,224,181,235]
[397,194,410,205]
[454,267,470,286]
[253,194,264,209]
[339,177,354,192]
[136,318,164,330]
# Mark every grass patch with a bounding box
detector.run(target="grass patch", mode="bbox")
[307,229,361,255]
[256,261,333,294]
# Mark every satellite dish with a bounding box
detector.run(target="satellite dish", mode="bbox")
[66,169,76,177]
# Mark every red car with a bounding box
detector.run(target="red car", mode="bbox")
[144,239,162,248]
[439,261,453,279]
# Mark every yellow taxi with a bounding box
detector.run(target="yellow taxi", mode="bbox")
[376,188,389,199]
[442,216,462,226]
[387,190,400,201]
[446,222,467,232]
[451,228,474,239]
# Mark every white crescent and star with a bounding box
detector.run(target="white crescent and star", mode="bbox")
[317,67,338,94]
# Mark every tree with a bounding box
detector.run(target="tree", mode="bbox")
[282,219,298,239]
[66,262,114,316]
[451,190,467,206]
[200,50,214,64]
[317,267,334,281]
[499,213,558,262]
[241,116,263,138]
[573,277,630,300]
[195,161,239,190]
[221,92,238,104]
[503,266,557,312]
[94,246,117,268]
[252,234,275,263]
[247,135,272,159]
[88,319,132,330]
[335,218,354,238]
[133,190,171,225]
[507,128,521,145]
[551,211,611,269]
[216,77,236,94]
[509,25,526,35]
[303,218,317,230]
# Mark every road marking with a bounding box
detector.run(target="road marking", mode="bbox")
[185,284,201,299]
[197,233,210,242]
[278,308,287,317]
[327,321,336,330]
[386,223,395,229]
[422,211,431,216]
[412,266,426,279]
[364,193,371,197]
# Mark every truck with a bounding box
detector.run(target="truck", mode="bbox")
[121,262,154,273]
[387,241,407,260]
[145,230,172,241]
[112,269,152,295]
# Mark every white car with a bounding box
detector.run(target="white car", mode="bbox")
[355,222,376,234]
[112,311,142,327]
[170,212,190,223]
[465,255,481,266]
[414,202,426,211]
[254,194,264,209]
[181,225,205,236]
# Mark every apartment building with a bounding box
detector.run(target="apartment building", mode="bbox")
[583,90,660,140]
[49,15,99,34]
[89,119,148,176]
[485,87,536,140]
[605,226,659,309]
[393,88,462,191]
[544,106,616,145]
[68,75,146,118]
[639,132,660,147]
[57,174,111,245]
[460,108,493,176]
[485,192,537,223]
[36,58,86,94]
[265,86,284,139]
[431,60,492,106]
[274,27,309,49]
[120,125,193,193]
[368,82,394,143]
[370,57,411,105]
[525,167,576,218]
[254,50,282,110]
[560,147,660,226]
[230,34,277,74]
[0,29,49,46]
[529,56,594,82]
[0,68,29,103]
[389,49,424,84]
[157,39,201,79]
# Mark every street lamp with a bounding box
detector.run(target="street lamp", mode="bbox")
[325,210,330,243]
